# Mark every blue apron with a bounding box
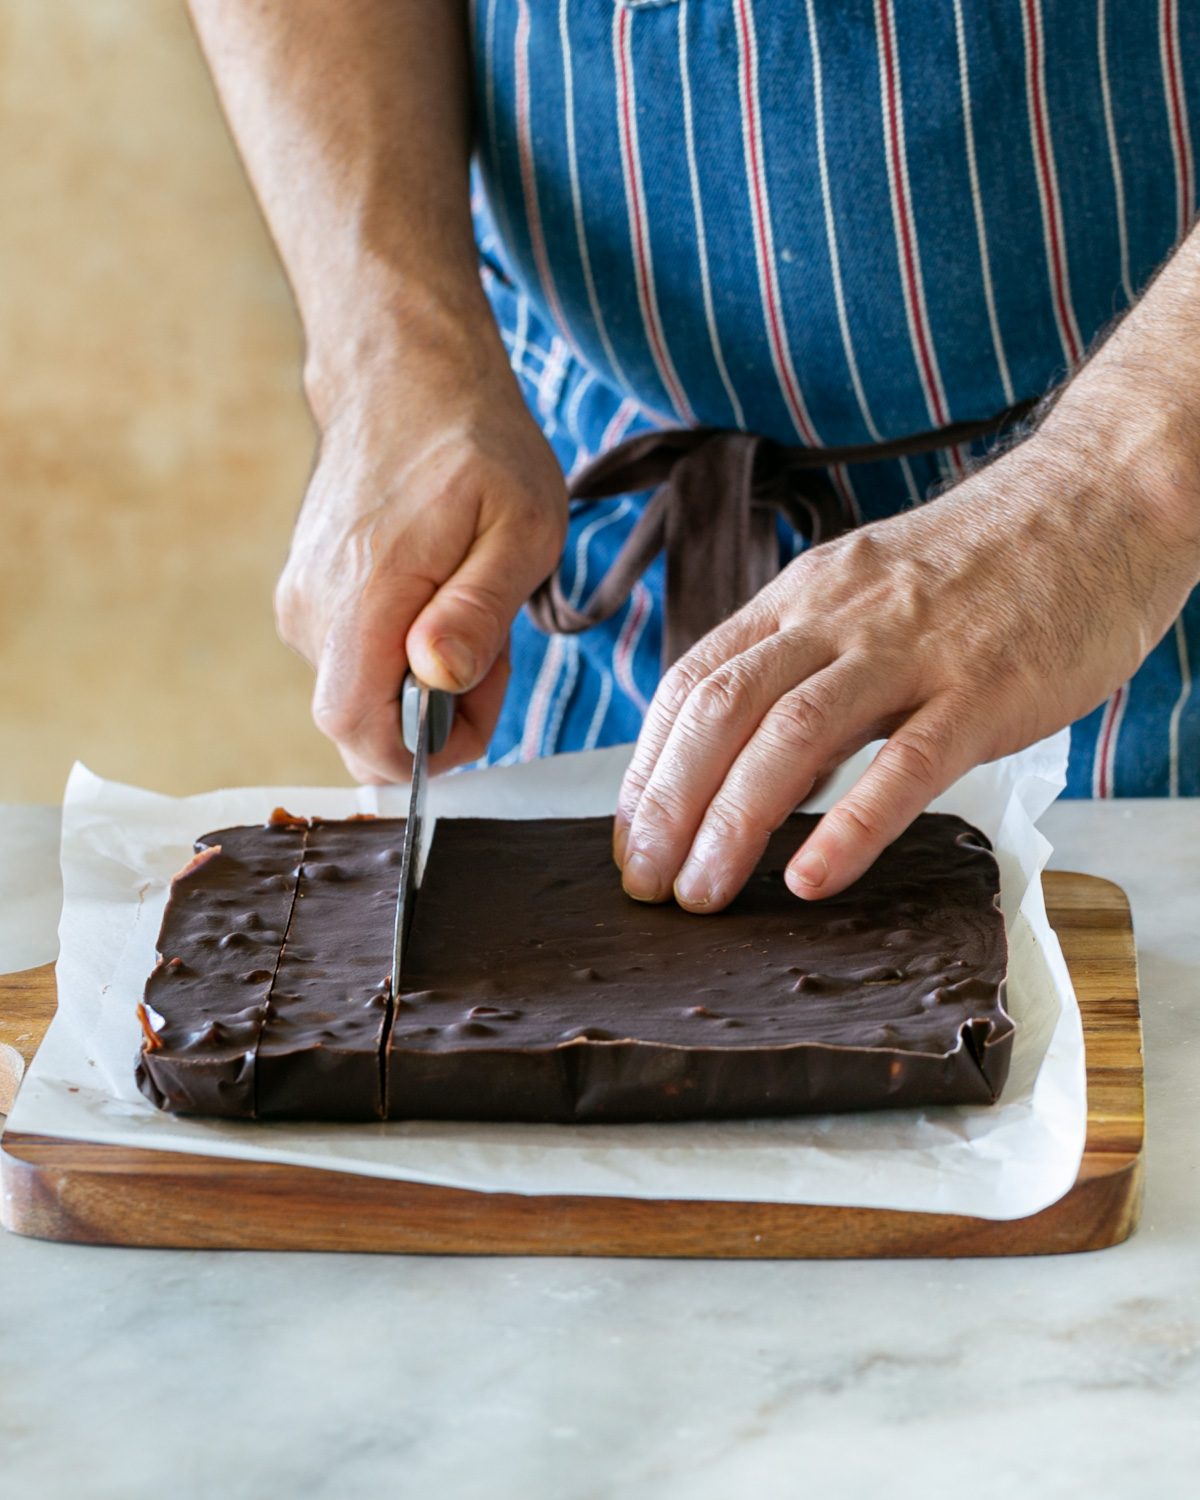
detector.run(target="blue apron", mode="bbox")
[469,0,1200,796]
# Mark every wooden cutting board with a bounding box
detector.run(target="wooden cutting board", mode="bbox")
[0,872,1142,1257]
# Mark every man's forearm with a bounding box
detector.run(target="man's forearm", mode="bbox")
[188,0,499,420]
[1050,224,1200,559]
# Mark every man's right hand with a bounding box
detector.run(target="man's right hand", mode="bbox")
[274,367,568,783]
[186,0,569,782]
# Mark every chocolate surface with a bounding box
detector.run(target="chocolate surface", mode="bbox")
[255,820,402,1120]
[387,815,1011,1122]
[138,812,1011,1122]
[137,822,306,1118]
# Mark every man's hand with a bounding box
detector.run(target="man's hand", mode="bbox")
[615,296,1200,909]
[187,1,567,780]
[276,369,566,782]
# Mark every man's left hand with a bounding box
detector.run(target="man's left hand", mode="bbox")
[614,381,1200,910]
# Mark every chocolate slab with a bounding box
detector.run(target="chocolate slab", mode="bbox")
[139,811,1010,1124]
[254,820,403,1120]
[387,815,1011,1122]
[136,822,307,1117]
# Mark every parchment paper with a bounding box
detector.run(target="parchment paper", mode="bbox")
[7,733,1086,1219]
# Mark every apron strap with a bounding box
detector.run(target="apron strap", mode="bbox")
[526,400,1037,667]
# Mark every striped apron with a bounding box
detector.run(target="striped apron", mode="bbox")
[469,0,1200,797]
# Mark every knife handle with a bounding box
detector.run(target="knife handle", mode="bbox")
[401,673,455,756]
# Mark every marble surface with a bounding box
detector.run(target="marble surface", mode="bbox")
[1,802,1197,1499]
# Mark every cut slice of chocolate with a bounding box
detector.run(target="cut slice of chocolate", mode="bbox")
[386,815,1011,1122]
[137,822,307,1117]
[254,819,403,1120]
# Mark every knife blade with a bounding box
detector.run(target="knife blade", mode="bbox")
[390,673,455,998]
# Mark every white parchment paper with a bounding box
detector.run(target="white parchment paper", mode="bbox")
[7,733,1085,1218]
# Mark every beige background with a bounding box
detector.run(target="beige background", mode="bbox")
[0,0,348,801]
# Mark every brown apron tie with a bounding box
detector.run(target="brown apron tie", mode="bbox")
[527,402,1036,667]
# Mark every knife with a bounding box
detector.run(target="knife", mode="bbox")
[390,673,455,996]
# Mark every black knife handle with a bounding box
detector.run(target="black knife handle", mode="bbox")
[401,673,455,756]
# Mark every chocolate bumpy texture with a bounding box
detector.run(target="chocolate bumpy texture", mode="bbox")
[137,822,307,1117]
[387,815,1011,1122]
[138,815,405,1119]
[255,820,399,1120]
[138,812,1011,1122]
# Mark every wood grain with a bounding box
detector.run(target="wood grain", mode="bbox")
[0,872,1143,1257]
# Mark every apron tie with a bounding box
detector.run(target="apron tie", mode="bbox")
[527,402,1036,668]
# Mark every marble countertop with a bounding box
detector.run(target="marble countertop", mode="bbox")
[1,802,1197,1499]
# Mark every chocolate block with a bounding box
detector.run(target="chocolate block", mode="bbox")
[139,811,1011,1123]
[136,822,307,1117]
[254,820,402,1120]
[386,815,1011,1122]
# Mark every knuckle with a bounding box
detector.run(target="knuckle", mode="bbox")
[616,765,651,822]
[839,528,883,573]
[701,795,761,849]
[525,501,569,556]
[656,658,711,718]
[495,480,568,544]
[618,761,650,804]
[758,688,831,758]
[971,651,1038,715]
[877,729,942,793]
[686,667,750,728]
[832,797,885,846]
[634,778,693,836]
[441,581,510,643]
[311,696,360,745]
[273,573,306,648]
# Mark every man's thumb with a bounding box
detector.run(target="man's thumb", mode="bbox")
[406,525,554,693]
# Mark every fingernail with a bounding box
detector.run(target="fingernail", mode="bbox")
[428,636,477,691]
[612,818,629,869]
[787,847,828,896]
[622,850,666,903]
[674,857,712,909]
